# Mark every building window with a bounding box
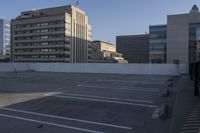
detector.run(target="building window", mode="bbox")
[41,29,48,33]
[41,55,48,59]
[32,55,39,58]
[49,49,56,52]
[41,36,48,39]
[49,55,56,58]
[41,49,48,52]
[40,23,49,26]
[41,42,48,46]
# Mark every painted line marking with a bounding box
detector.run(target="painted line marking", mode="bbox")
[77,81,88,84]
[188,117,200,120]
[186,120,200,123]
[182,126,200,129]
[0,113,104,133]
[77,84,158,90]
[191,110,200,112]
[192,108,200,110]
[181,130,199,133]
[1,108,132,130]
[189,112,200,115]
[77,84,159,92]
[109,77,169,82]
[188,115,200,118]
[53,95,159,108]
[59,93,155,104]
[184,123,200,126]
[97,79,165,85]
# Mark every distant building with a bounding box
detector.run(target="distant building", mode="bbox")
[167,5,200,64]
[116,34,149,63]
[149,25,167,63]
[91,40,128,63]
[11,5,92,63]
[0,19,10,56]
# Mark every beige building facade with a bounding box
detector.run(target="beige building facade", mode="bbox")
[91,40,127,63]
[11,5,92,63]
[167,5,200,64]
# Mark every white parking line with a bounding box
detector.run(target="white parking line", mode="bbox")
[188,117,200,120]
[0,113,104,133]
[53,95,159,108]
[1,108,132,130]
[181,130,199,133]
[77,84,159,92]
[186,120,200,123]
[97,79,165,85]
[182,126,200,129]
[184,123,200,126]
[59,93,155,104]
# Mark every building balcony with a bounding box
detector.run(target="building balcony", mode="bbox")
[13,58,70,62]
[13,31,65,37]
[14,44,71,49]
[13,24,65,31]
[14,51,70,55]
[13,38,65,43]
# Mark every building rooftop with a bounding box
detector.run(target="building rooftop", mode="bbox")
[92,40,115,46]
[0,71,175,133]
[116,34,149,38]
[16,5,86,20]
[190,4,199,13]
[149,24,167,27]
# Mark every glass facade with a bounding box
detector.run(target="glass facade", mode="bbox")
[0,19,10,56]
[189,23,200,63]
[149,25,167,63]
[0,20,3,55]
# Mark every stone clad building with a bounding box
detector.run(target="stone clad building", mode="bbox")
[11,5,92,63]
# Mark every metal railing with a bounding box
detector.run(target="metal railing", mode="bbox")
[189,62,200,96]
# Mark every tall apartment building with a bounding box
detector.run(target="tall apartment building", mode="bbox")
[0,19,10,56]
[11,5,92,63]
[149,25,167,63]
[116,34,149,63]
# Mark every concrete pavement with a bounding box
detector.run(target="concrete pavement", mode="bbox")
[169,75,200,133]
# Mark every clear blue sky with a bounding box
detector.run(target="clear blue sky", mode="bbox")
[0,0,199,43]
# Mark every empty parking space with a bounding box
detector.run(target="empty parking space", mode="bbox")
[0,72,177,133]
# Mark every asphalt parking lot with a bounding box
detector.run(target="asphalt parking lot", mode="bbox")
[0,72,178,133]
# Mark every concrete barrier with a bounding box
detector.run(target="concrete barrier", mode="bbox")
[0,63,189,76]
[0,63,29,72]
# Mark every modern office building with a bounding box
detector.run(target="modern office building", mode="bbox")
[149,25,167,63]
[167,5,200,64]
[0,19,10,56]
[148,5,200,64]
[91,40,128,63]
[189,23,200,62]
[116,34,149,63]
[11,5,92,63]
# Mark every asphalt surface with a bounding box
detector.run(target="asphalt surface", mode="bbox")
[0,72,178,133]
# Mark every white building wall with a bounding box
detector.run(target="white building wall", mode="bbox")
[0,63,188,76]
[0,63,29,72]
[167,13,200,64]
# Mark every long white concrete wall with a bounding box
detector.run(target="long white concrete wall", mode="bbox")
[0,63,29,72]
[32,63,189,75]
[0,63,188,76]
